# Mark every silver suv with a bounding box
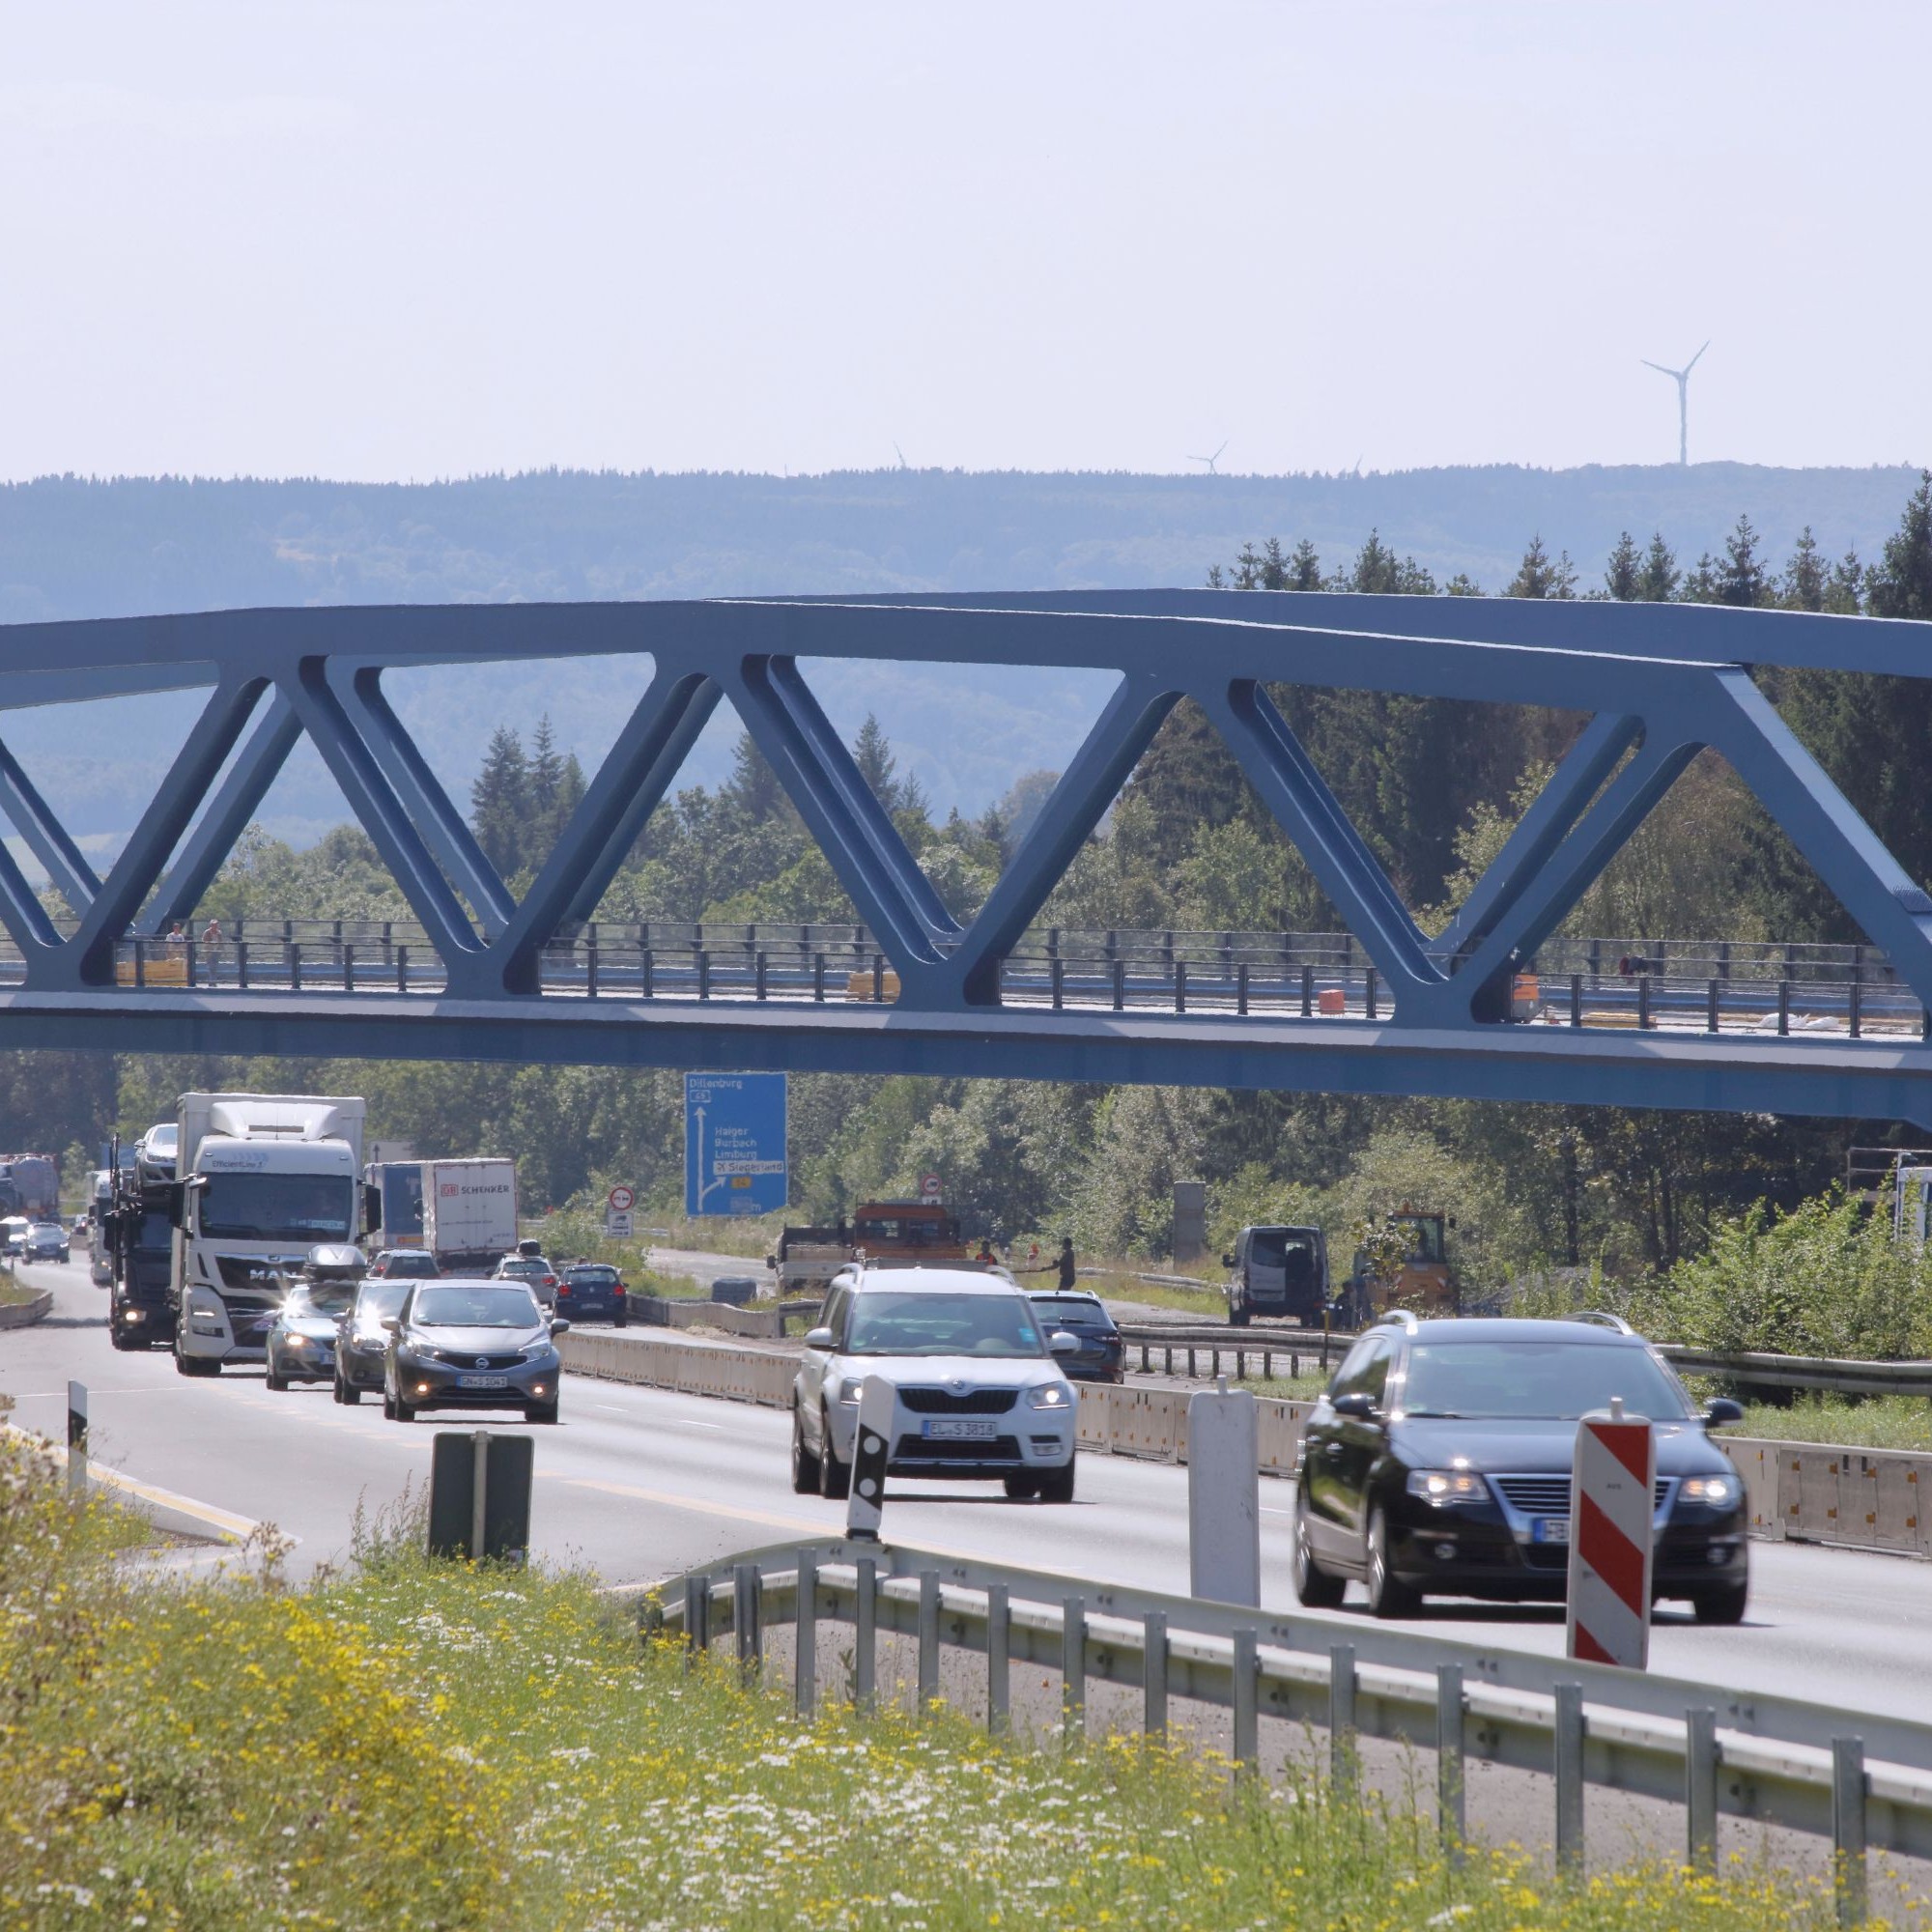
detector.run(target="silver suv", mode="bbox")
[791,1266,1081,1503]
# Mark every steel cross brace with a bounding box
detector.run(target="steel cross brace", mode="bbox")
[0,593,1928,1127]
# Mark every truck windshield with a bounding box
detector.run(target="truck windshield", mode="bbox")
[135,1210,171,1253]
[198,1174,355,1243]
[846,1291,1044,1358]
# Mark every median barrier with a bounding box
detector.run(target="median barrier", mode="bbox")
[0,1288,53,1330]
[555,1326,1932,1559]
[630,1295,785,1340]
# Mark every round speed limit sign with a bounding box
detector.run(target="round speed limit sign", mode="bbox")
[607,1184,637,1213]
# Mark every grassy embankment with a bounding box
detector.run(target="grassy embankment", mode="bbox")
[0,1435,1886,1932]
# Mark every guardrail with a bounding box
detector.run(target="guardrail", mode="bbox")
[1660,1346,1932,1398]
[646,1535,1932,1908]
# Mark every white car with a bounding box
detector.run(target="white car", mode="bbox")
[791,1266,1081,1503]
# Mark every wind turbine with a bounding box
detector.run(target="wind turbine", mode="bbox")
[1186,440,1228,475]
[1641,341,1710,467]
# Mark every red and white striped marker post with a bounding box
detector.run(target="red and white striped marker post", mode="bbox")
[1566,1398,1656,1669]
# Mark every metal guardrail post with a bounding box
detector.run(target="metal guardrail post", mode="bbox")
[684,1573,709,1662]
[1686,1706,1718,1873]
[1236,962,1249,1015]
[918,1570,941,1713]
[872,954,885,1003]
[1144,1609,1168,1737]
[396,944,408,993]
[1301,964,1314,1016]
[986,1583,1010,1734]
[795,1550,817,1714]
[1232,1628,1259,1770]
[586,939,600,998]
[1175,959,1186,1012]
[1707,979,1719,1032]
[133,939,146,988]
[1329,1643,1356,1793]
[289,941,301,991]
[754,951,768,1002]
[1834,1737,1867,1926]
[1063,1595,1086,1739]
[185,939,197,985]
[1571,973,1583,1026]
[1050,956,1064,1010]
[1366,967,1378,1020]
[1112,958,1125,1010]
[697,950,711,1000]
[1849,979,1862,1039]
[734,1561,761,1685]
[236,941,249,991]
[853,1555,876,1710]
[641,947,654,999]
[1778,980,1791,1035]
[1437,1663,1464,1861]
[1637,977,1651,1030]
[343,942,355,994]
[813,952,826,1002]
[1555,1682,1585,1874]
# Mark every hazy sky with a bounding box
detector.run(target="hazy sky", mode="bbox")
[5,2,1927,482]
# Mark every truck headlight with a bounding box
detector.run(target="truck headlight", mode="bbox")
[1406,1469,1488,1506]
[1027,1383,1072,1410]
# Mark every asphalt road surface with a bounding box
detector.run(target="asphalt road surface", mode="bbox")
[6,1254,1929,1729]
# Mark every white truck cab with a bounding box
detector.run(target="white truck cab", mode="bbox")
[171,1094,366,1377]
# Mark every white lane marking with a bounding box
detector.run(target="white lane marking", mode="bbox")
[1262,1507,1294,1517]
[592,1403,629,1412]
[675,1419,726,1430]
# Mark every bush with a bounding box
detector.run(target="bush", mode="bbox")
[1634,1188,1932,1359]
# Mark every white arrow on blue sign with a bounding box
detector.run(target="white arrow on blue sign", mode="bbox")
[684,1072,788,1218]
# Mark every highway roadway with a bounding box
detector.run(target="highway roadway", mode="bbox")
[5,1252,1928,1728]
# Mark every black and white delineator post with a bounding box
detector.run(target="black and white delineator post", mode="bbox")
[1187,1378,1261,1605]
[846,1377,894,1541]
[66,1379,88,1496]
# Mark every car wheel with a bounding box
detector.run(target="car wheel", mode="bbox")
[818,1409,850,1500]
[790,1406,821,1494]
[1228,1299,1252,1329]
[1003,1473,1040,1500]
[265,1358,287,1392]
[528,1401,559,1425]
[110,1321,137,1352]
[1037,1463,1076,1504]
[393,1391,416,1423]
[382,1384,396,1420]
[1365,1507,1421,1619]
[1691,1580,1748,1626]
[1293,1492,1348,1608]
[341,1379,362,1405]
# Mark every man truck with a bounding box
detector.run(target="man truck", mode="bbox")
[168,1093,367,1377]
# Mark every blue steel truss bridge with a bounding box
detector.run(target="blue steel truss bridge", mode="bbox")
[3,589,1932,1130]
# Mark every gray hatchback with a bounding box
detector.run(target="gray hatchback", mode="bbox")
[384,1280,568,1425]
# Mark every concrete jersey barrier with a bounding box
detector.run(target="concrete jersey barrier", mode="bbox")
[557,1327,1932,1560]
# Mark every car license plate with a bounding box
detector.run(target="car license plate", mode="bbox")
[922,1418,998,1441]
[457,1374,510,1389]
[1532,1517,1570,1545]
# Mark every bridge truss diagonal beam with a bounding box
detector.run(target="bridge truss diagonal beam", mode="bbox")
[0,733,100,920]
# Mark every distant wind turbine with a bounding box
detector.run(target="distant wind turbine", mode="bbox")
[1186,440,1228,474]
[1640,340,1710,467]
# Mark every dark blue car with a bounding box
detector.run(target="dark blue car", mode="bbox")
[1026,1292,1124,1383]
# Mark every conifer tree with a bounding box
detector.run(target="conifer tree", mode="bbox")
[470,725,530,878]
[1638,531,1680,602]
[1604,530,1643,601]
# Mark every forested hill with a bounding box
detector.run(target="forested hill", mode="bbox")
[0,462,1921,622]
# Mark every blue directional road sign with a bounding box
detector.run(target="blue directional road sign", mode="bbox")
[684,1072,788,1217]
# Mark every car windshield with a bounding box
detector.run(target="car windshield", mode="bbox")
[1029,1295,1111,1330]
[1400,1340,1690,1420]
[412,1285,541,1329]
[845,1291,1044,1358]
[354,1282,411,1322]
[1247,1230,1320,1271]
[286,1282,357,1317]
[199,1173,355,1243]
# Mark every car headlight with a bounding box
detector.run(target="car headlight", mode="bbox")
[837,1376,867,1405]
[1027,1382,1073,1410]
[1679,1475,1735,1506]
[1406,1468,1488,1506]
[412,1344,444,1363]
[521,1341,554,1361]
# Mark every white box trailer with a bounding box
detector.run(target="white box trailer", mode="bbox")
[420,1158,519,1273]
